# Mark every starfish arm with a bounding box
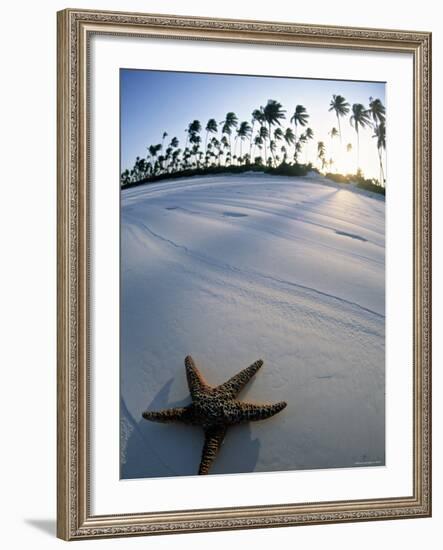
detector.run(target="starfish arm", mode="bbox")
[216,359,264,398]
[142,406,191,424]
[237,401,287,422]
[185,355,209,398]
[198,426,227,475]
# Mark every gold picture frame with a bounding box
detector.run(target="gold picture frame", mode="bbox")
[57,8,432,540]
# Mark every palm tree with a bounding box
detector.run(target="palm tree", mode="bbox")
[182,147,191,169]
[368,97,386,184]
[121,168,131,186]
[262,99,286,165]
[281,145,288,163]
[270,140,277,166]
[294,141,303,164]
[317,141,326,171]
[236,121,252,164]
[284,127,295,150]
[145,145,152,166]
[274,127,284,142]
[204,119,218,162]
[294,133,307,165]
[188,120,201,134]
[221,135,230,165]
[368,97,386,128]
[185,120,201,150]
[273,129,284,163]
[216,148,223,166]
[373,121,386,185]
[133,156,141,179]
[171,149,181,172]
[157,154,165,173]
[148,143,162,165]
[141,158,149,178]
[149,144,162,174]
[328,127,339,171]
[165,146,173,172]
[329,95,350,142]
[191,144,200,168]
[303,127,314,164]
[210,137,221,166]
[221,112,238,159]
[329,127,339,140]
[253,135,263,163]
[170,136,179,149]
[250,108,264,157]
[189,133,202,167]
[259,125,269,164]
[161,131,168,152]
[350,103,371,171]
[290,105,309,157]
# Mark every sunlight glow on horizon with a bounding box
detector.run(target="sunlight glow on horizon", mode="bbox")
[121,69,386,182]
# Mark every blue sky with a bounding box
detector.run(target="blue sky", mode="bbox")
[121,69,385,179]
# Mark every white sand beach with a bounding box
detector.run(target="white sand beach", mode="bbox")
[120,172,385,478]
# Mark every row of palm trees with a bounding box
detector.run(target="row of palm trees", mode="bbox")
[121,95,386,186]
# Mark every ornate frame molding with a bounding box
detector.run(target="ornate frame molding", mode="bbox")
[57,8,431,540]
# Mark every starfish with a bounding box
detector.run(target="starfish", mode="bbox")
[142,355,287,475]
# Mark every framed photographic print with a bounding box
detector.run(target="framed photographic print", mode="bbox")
[57,8,432,540]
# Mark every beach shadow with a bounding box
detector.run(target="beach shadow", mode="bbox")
[24,519,56,537]
[210,424,261,475]
[335,230,368,242]
[223,211,248,218]
[299,187,340,208]
[121,378,260,479]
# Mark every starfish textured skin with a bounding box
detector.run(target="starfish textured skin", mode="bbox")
[142,356,287,475]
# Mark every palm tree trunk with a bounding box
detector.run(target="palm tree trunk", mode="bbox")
[249,121,255,158]
[268,123,272,166]
[377,147,385,185]
[294,123,298,162]
[268,122,276,167]
[374,120,385,186]
[337,114,342,143]
[205,131,209,166]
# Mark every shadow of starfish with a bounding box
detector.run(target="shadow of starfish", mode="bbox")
[121,380,198,478]
[121,379,262,478]
[142,356,287,475]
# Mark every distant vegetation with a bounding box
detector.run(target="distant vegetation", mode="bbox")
[121,162,310,188]
[121,95,386,192]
